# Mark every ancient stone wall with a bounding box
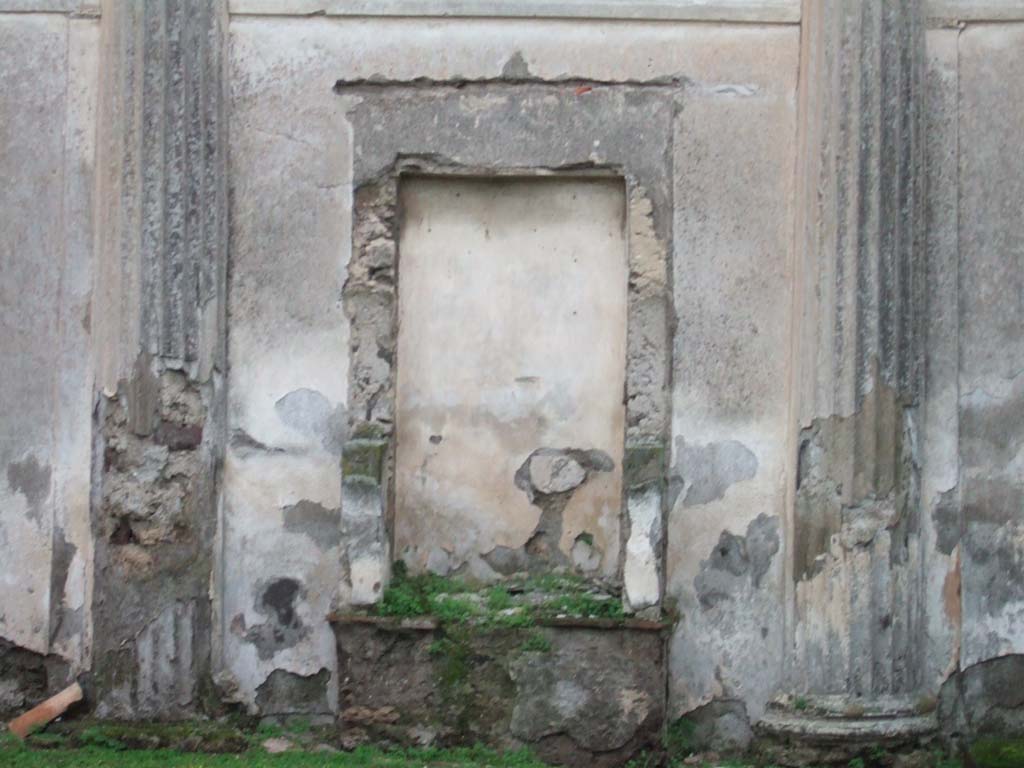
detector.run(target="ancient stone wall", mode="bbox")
[0,0,1022,749]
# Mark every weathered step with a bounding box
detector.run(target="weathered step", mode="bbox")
[755,694,939,766]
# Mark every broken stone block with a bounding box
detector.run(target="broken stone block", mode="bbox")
[529,453,587,495]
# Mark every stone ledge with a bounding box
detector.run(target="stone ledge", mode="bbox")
[328,612,669,632]
[228,0,800,23]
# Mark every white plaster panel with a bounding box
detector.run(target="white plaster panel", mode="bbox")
[394,177,627,577]
[920,27,962,687]
[958,22,1024,666]
[0,14,69,654]
[665,27,798,720]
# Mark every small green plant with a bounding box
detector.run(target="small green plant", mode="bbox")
[624,750,658,768]
[78,726,125,751]
[793,695,809,711]
[521,572,587,593]
[664,716,697,759]
[519,631,552,653]
[487,586,513,611]
[848,757,866,768]
[429,594,480,623]
[429,635,471,689]
[284,716,311,734]
[537,592,625,620]
[970,737,1024,768]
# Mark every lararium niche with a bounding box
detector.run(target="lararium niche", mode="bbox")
[336,80,678,615]
[394,175,628,581]
[331,81,678,762]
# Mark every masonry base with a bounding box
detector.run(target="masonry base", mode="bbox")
[329,614,668,767]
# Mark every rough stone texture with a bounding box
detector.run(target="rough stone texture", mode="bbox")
[0,10,98,686]
[787,0,927,702]
[332,618,665,766]
[756,697,937,767]
[938,655,1024,743]
[89,0,229,718]
[0,637,72,720]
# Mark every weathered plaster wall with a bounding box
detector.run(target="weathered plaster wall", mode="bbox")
[0,7,98,714]
[922,15,1024,741]
[665,28,798,723]
[921,24,961,694]
[394,177,628,581]
[956,22,1024,668]
[3,0,1021,742]
[224,14,801,716]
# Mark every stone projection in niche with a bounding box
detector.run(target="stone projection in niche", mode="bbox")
[394,176,628,581]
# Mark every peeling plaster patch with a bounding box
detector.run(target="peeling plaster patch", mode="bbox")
[275,388,346,454]
[674,699,753,752]
[693,514,779,610]
[6,455,51,525]
[513,448,613,504]
[282,500,341,550]
[965,522,1024,617]
[245,578,309,661]
[501,51,532,80]
[571,533,601,572]
[934,487,961,555]
[48,529,79,647]
[255,667,330,715]
[529,453,586,495]
[482,545,527,576]
[674,438,757,508]
[229,429,284,455]
[504,448,614,572]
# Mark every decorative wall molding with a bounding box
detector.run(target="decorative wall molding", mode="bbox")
[228,0,799,23]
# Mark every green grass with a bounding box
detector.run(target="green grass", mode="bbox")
[375,563,627,626]
[969,737,1024,768]
[0,731,549,768]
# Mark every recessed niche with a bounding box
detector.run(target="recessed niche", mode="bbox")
[394,176,628,579]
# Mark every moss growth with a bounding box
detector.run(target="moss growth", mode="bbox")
[486,586,513,611]
[0,732,550,767]
[535,592,624,620]
[429,635,472,690]
[27,720,252,754]
[377,562,628,625]
[970,737,1024,768]
[623,442,666,488]
[341,438,388,480]
[518,631,552,653]
[663,716,697,759]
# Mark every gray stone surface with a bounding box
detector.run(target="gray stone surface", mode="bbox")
[958,22,1024,667]
[89,0,230,718]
